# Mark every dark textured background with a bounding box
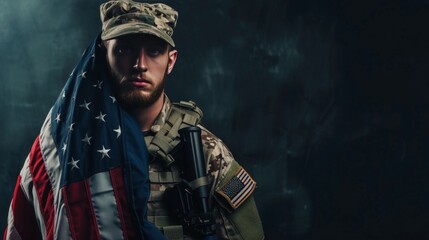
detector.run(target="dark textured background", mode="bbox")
[1,0,429,239]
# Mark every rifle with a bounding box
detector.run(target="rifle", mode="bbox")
[165,126,217,239]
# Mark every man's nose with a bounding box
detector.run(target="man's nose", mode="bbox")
[133,50,148,72]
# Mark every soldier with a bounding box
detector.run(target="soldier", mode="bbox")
[4,0,264,239]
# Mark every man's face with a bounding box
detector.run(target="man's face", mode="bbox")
[105,34,177,109]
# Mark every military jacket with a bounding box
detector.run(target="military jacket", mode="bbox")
[144,96,264,240]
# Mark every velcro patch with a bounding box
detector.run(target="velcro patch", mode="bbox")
[216,167,256,210]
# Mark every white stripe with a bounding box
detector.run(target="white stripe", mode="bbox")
[243,176,252,187]
[31,184,47,240]
[232,183,254,206]
[54,201,72,240]
[38,108,70,238]
[88,171,124,240]
[236,175,250,185]
[7,226,22,240]
[236,169,245,179]
[231,180,252,203]
[18,155,33,202]
[232,182,255,206]
[39,108,62,202]
[6,202,22,240]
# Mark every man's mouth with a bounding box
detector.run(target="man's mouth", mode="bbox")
[128,78,151,87]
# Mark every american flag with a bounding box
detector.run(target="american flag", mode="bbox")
[4,35,166,240]
[218,167,256,210]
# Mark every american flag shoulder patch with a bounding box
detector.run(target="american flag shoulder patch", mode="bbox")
[216,167,256,210]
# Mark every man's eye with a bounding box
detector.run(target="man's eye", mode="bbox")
[117,47,131,55]
[147,48,161,56]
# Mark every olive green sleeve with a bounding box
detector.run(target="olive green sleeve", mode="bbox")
[220,196,264,240]
[198,126,264,239]
[214,161,265,240]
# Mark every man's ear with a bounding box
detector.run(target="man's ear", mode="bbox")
[167,49,178,74]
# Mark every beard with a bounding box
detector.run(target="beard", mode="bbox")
[110,68,167,110]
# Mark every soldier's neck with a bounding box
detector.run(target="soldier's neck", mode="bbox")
[130,93,164,132]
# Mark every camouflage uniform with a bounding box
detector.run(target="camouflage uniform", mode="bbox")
[99,1,264,239]
[144,96,264,240]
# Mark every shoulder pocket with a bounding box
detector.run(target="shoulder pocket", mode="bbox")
[215,162,265,239]
[215,161,256,212]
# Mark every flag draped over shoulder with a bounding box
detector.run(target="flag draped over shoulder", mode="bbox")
[4,35,166,240]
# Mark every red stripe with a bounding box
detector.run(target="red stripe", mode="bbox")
[62,179,101,240]
[10,175,43,240]
[28,136,55,240]
[110,167,138,240]
[3,227,6,240]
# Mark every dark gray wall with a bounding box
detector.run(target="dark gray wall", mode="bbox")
[1,0,429,239]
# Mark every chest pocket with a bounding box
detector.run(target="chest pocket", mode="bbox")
[148,171,182,202]
[147,170,185,240]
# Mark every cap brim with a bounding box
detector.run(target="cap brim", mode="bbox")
[101,22,175,47]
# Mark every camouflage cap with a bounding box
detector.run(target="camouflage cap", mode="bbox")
[100,0,178,47]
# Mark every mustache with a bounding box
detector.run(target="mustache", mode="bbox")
[120,74,151,83]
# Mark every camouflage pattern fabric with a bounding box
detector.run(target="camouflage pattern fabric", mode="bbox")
[144,96,263,240]
[100,0,178,46]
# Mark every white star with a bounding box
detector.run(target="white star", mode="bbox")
[55,113,61,123]
[79,100,91,111]
[91,53,95,58]
[93,80,103,89]
[109,96,116,103]
[80,71,87,79]
[61,143,67,154]
[68,157,80,170]
[97,43,102,48]
[70,68,75,77]
[62,91,66,98]
[97,145,111,159]
[113,126,121,138]
[81,133,92,145]
[95,112,106,122]
[68,122,75,132]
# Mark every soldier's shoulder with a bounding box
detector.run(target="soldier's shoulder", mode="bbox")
[197,124,237,179]
[198,124,232,157]
[198,125,228,151]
